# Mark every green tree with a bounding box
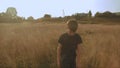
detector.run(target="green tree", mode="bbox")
[88,10,92,18]
[27,16,34,20]
[6,7,17,19]
[43,14,51,18]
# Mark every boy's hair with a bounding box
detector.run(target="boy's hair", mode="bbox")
[67,20,78,32]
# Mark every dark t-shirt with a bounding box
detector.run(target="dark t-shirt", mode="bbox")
[58,33,82,58]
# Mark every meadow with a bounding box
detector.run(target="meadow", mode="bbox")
[0,22,120,68]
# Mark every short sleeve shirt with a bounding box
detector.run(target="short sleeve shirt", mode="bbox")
[58,33,82,57]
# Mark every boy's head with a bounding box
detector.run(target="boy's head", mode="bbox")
[67,20,78,32]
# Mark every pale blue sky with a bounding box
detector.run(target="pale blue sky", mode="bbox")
[0,0,120,19]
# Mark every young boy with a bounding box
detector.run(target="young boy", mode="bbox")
[57,20,83,68]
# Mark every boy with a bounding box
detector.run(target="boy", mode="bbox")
[57,20,83,68]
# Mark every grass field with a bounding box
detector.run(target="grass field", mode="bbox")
[0,22,120,68]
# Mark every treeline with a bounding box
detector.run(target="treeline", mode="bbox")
[0,13,24,23]
[38,10,120,23]
[0,7,36,23]
[37,11,92,23]
[0,7,120,23]
[93,11,120,23]
[95,11,120,18]
[0,7,24,23]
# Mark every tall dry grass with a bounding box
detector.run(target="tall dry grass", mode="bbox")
[0,23,120,68]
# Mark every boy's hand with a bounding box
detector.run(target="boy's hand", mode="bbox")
[76,59,80,68]
[57,60,60,68]
[57,44,62,68]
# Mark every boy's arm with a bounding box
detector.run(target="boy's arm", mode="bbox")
[76,44,83,68]
[76,44,82,59]
[57,43,62,68]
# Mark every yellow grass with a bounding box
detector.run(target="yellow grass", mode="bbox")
[0,23,120,68]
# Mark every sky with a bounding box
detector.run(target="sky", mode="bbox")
[0,0,120,19]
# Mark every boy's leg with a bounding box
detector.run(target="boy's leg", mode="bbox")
[70,59,76,68]
[60,58,76,68]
